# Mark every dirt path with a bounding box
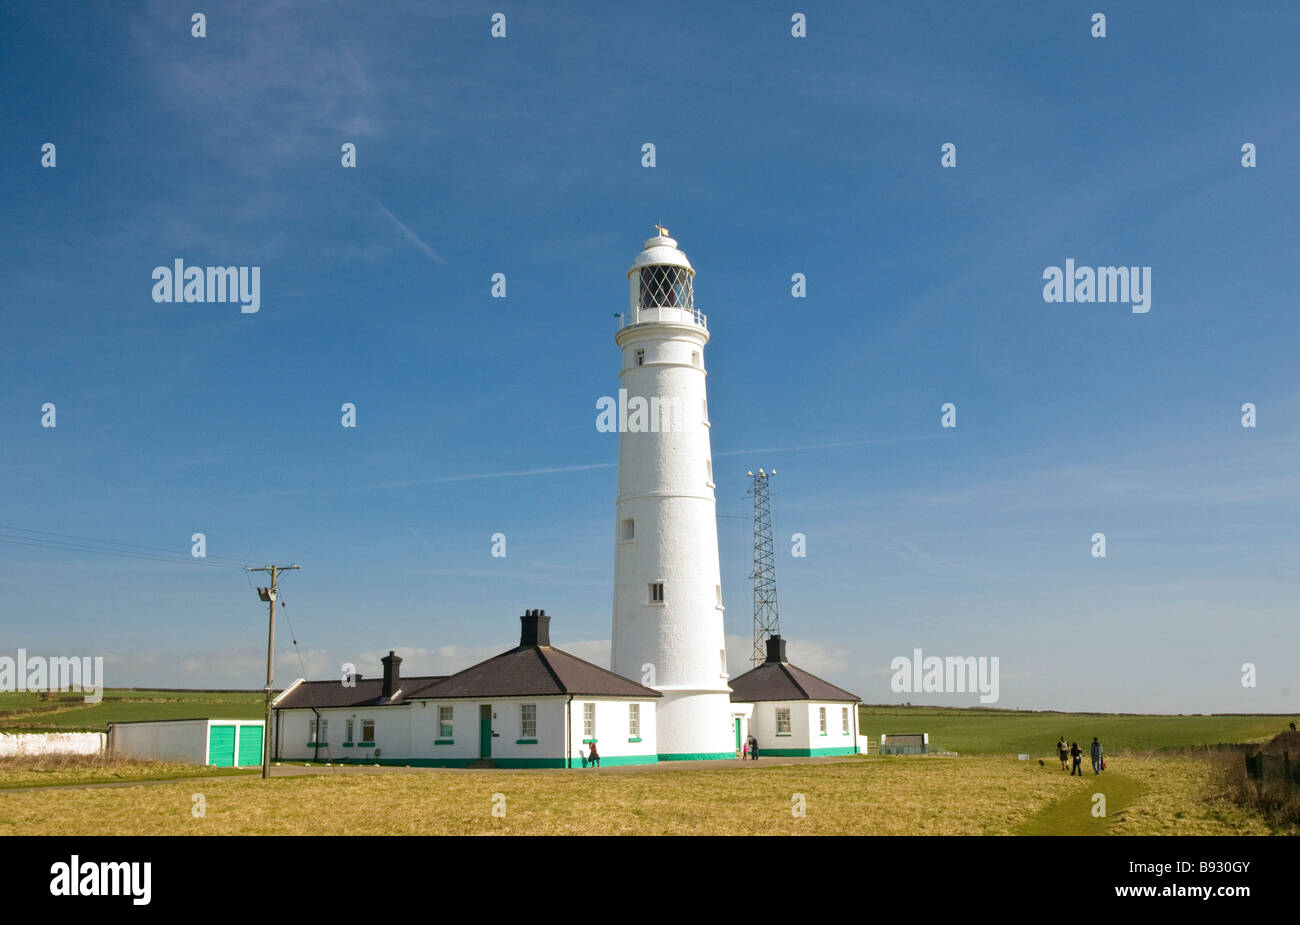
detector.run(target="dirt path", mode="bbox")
[1014,769,1146,835]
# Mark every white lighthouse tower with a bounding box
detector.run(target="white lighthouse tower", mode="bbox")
[611,226,734,760]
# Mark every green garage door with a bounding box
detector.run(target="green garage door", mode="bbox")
[208,725,236,767]
[237,725,263,767]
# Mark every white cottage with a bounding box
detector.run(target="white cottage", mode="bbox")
[272,610,661,768]
[728,635,860,757]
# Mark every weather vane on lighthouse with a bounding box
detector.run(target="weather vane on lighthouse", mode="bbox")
[654,222,670,237]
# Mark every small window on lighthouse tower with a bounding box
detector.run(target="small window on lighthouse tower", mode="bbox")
[691,351,700,367]
[649,582,664,604]
[621,519,635,542]
[635,348,645,367]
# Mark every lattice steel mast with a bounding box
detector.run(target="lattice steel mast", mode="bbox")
[747,468,780,665]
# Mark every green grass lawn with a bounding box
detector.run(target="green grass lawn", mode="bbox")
[859,705,1292,756]
[0,689,265,732]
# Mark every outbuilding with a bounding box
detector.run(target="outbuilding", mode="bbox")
[109,718,266,767]
[728,635,860,757]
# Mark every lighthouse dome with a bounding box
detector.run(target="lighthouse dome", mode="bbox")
[628,230,694,275]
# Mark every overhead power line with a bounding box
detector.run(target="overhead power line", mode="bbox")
[0,523,259,570]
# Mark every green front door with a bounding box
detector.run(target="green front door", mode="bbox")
[208,724,236,767]
[734,719,741,754]
[237,725,263,767]
[479,705,492,759]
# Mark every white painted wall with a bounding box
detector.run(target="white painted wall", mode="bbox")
[276,697,659,765]
[747,700,858,753]
[568,697,658,765]
[611,233,733,759]
[274,706,410,763]
[0,732,105,757]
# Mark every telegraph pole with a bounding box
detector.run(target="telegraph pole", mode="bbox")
[245,564,299,779]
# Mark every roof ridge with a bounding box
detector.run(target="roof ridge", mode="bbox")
[780,662,810,700]
[532,646,568,693]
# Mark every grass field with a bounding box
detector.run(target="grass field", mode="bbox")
[0,754,1283,836]
[0,689,265,732]
[858,706,1292,755]
[0,754,257,790]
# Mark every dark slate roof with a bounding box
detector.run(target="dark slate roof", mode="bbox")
[728,661,858,704]
[406,645,661,699]
[274,676,445,710]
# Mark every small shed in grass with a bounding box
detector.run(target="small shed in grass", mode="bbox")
[109,718,266,767]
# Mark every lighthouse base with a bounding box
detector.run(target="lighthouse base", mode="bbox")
[653,689,737,761]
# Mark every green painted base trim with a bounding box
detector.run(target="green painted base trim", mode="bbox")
[306,742,327,747]
[357,742,377,748]
[582,738,597,744]
[656,751,738,762]
[282,754,664,770]
[567,754,659,768]
[342,743,354,748]
[516,738,538,745]
[434,740,454,745]
[627,737,642,743]
[759,746,859,757]
[774,733,791,737]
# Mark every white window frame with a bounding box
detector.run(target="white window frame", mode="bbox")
[361,719,375,743]
[583,702,595,738]
[776,708,791,735]
[635,348,645,366]
[621,518,635,542]
[345,718,354,743]
[438,705,453,739]
[842,707,850,735]
[649,582,665,604]
[628,703,640,738]
[819,707,827,734]
[521,703,537,739]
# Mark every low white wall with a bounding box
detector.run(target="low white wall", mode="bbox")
[0,732,106,757]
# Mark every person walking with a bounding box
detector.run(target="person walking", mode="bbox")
[588,741,600,768]
[1090,737,1103,774]
[1070,741,1083,776]
[748,735,759,761]
[1057,737,1069,771]
[742,740,749,760]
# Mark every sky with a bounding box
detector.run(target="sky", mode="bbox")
[1,1,1297,713]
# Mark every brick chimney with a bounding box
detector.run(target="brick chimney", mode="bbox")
[381,650,401,699]
[765,635,788,664]
[519,609,551,647]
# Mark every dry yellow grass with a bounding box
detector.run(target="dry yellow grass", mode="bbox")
[0,755,1278,835]
[1107,756,1291,835]
[0,753,252,790]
